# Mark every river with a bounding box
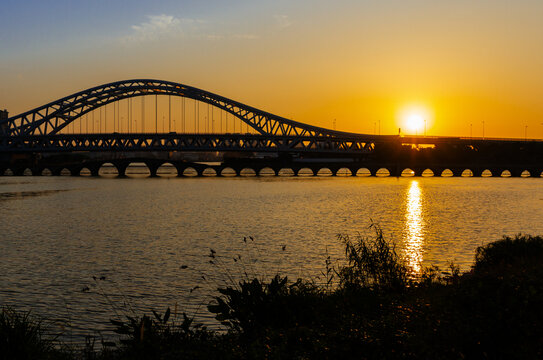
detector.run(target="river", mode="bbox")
[1,171,543,340]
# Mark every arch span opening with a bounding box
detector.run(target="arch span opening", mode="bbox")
[41,168,52,176]
[99,163,119,177]
[296,168,313,177]
[356,168,371,177]
[317,168,333,177]
[441,169,453,177]
[183,167,198,177]
[278,168,295,177]
[481,169,493,177]
[401,168,415,177]
[220,167,237,177]
[336,168,352,177]
[125,163,150,177]
[157,163,178,177]
[422,169,434,177]
[202,168,217,177]
[461,169,473,177]
[80,168,91,176]
[376,168,390,177]
[240,168,256,177]
[258,167,276,176]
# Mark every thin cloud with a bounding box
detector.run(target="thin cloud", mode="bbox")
[122,14,201,43]
[274,15,292,29]
[121,14,260,44]
[232,34,259,40]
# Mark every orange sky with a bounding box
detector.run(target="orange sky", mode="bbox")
[2,1,543,138]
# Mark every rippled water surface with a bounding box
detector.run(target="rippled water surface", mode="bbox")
[1,174,543,340]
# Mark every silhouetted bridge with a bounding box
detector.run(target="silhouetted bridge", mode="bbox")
[1,79,542,177]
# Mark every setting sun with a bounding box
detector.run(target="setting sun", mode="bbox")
[399,105,432,135]
[406,114,424,133]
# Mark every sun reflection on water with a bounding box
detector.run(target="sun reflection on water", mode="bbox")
[405,180,424,274]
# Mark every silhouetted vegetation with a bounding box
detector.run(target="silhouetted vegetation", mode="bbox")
[2,233,543,359]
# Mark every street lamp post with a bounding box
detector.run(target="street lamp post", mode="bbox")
[424,119,427,137]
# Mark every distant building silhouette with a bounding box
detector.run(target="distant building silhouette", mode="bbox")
[0,109,8,134]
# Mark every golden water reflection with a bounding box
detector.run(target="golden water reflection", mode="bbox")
[405,180,424,274]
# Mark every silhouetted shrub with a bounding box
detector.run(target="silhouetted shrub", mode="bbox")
[0,307,66,360]
[474,234,543,273]
[337,225,410,291]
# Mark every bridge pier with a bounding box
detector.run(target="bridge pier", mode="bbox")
[50,168,62,176]
[489,169,501,177]
[68,167,82,176]
[145,162,160,177]
[509,169,523,177]
[388,167,401,177]
[29,167,41,176]
[89,166,100,177]
[114,162,129,178]
[450,168,462,177]
[175,167,185,177]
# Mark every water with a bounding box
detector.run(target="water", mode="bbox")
[1,173,543,341]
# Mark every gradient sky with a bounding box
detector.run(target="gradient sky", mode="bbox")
[1,0,543,137]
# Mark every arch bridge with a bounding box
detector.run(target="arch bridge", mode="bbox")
[1,79,543,177]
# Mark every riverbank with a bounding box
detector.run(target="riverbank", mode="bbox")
[2,232,543,359]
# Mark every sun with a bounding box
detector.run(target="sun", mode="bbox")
[406,114,424,133]
[398,105,432,135]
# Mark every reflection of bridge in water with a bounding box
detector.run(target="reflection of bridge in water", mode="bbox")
[1,79,543,177]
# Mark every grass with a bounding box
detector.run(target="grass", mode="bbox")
[2,233,543,359]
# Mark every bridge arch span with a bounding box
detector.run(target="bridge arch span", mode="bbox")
[1,79,355,138]
[422,169,435,177]
[355,168,372,176]
[336,167,352,176]
[278,168,295,177]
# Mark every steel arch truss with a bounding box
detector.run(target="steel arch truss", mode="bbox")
[0,79,353,138]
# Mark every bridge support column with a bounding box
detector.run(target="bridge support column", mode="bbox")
[491,169,502,177]
[172,163,184,177]
[51,168,62,176]
[89,166,100,177]
[388,167,401,177]
[146,163,159,177]
[529,169,542,177]
[349,168,357,176]
[450,168,462,177]
[68,167,81,176]
[115,163,129,178]
[12,168,24,176]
